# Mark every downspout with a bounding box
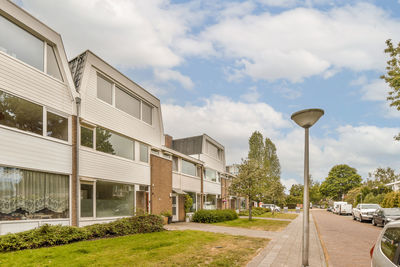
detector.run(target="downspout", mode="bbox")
[75,97,81,227]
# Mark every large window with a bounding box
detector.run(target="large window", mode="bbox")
[96,181,134,217]
[46,44,63,81]
[96,73,153,125]
[0,89,43,135]
[142,102,152,125]
[97,75,113,105]
[47,111,68,141]
[81,126,94,148]
[96,127,134,160]
[115,86,140,119]
[140,144,149,163]
[0,15,63,81]
[0,14,44,71]
[205,168,219,182]
[204,194,217,210]
[0,167,69,220]
[182,160,197,177]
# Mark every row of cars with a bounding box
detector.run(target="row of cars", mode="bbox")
[328,202,400,266]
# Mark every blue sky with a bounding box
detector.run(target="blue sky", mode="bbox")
[17,0,400,189]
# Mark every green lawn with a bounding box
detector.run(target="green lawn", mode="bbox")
[213,218,290,231]
[0,230,268,267]
[253,212,298,220]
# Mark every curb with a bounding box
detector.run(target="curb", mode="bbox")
[312,212,331,267]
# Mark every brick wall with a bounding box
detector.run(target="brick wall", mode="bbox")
[179,195,185,221]
[150,154,172,215]
[164,135,173,149]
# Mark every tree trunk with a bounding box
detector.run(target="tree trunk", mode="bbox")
[249,198,252,220]
[272,198,275,215]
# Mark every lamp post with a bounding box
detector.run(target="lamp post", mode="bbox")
[291,108,324,267]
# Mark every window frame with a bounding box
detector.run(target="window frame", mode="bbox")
[0,14,65,82]
[0,89,70,144]
[95,72,153,125]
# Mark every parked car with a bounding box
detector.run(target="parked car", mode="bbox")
[372,208,400,227]
[327,206,333,212]
[371,220,400,266]
[353,203,381,222]
[261,204,281,212]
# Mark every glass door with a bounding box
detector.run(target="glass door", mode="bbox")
[172,195,178,221]
[80,183,94,218]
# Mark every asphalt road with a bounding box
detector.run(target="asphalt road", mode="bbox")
[312,209,382,267]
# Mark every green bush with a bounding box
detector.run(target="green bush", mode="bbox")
[382,192,400,208]
[192,209,238,223]
[238,207,271,216]
[0,214,163,252]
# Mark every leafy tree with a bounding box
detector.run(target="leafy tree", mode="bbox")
[289,184,303,197]
[184,194,193,213]
[95,128,115,154]
[320,164,362,200]
[229,159,265,220]
[382,192,400,208]
[381,39,400,140]
[367,167,399,186]
[248,131,264,165]
[310,181,322,205]
[264,137,281,178]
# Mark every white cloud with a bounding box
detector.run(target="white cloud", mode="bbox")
[19,0,201,69]
[162,95,291,164]
[154,69,194,90]
[360,79,389,101]
[281,178,298,192]
[257,0,300,8]
[200,3,400,82]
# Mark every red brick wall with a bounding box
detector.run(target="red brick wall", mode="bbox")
[150,155,172,215]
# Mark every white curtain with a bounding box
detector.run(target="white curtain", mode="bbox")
[0,167,69,215]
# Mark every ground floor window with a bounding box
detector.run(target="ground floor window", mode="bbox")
[203,194,217,210]
[187,192,197,212]
[0,167,69,220]
[96,181,134,217]
[80,183,93,218]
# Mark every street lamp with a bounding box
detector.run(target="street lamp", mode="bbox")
[291,108,324,267]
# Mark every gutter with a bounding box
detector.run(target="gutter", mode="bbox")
[75,96,81,227]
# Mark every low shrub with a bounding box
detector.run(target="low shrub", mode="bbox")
[238,207,271,216]
[192,209,238,223]
[0,214,163,252]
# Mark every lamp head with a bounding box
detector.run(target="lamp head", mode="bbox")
[291,108,324,128]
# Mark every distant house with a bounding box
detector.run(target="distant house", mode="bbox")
[386,181,400,192]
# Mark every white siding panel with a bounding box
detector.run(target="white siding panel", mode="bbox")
[200,154,225,173]
[80,149,150,185]
[0,127,72,174]
[0,53,73,114]
[82,68,162,146]
[204,181,221,195]
[0,219,70,235]
[172,172,201,193]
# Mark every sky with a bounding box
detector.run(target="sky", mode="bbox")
[16,0,400,190]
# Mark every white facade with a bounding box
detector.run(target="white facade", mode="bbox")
[0,1,77,234]
[73,51,165,225]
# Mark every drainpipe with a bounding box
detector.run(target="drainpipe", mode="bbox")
[75,97,81,227]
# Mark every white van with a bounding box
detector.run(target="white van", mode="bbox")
[338,203,353,215]
[333,202,347,214]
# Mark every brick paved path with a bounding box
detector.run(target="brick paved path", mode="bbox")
[312,209,381,267]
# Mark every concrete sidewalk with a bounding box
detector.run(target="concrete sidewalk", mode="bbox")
[247,213,326,267]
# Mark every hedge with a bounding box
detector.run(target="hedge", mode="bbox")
[192,209,238,223]
[238,207,271,216]
[0,214,163,252]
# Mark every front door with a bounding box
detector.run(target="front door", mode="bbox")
[172,195,179,222]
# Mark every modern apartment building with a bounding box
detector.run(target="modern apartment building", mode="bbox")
[0,0,79,234]
[172,134,226,210]
[0,0,238,233]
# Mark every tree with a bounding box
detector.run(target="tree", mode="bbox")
[229,159,265,220]
[290,184,303,198]
[310,181,322,205]
[320,164,362,200]
[381,39,400,140]
[248,131,264,165]
[368,167,399,186]
[264,137,281,178]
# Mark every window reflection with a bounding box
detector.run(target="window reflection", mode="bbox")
[47,111,68,141]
